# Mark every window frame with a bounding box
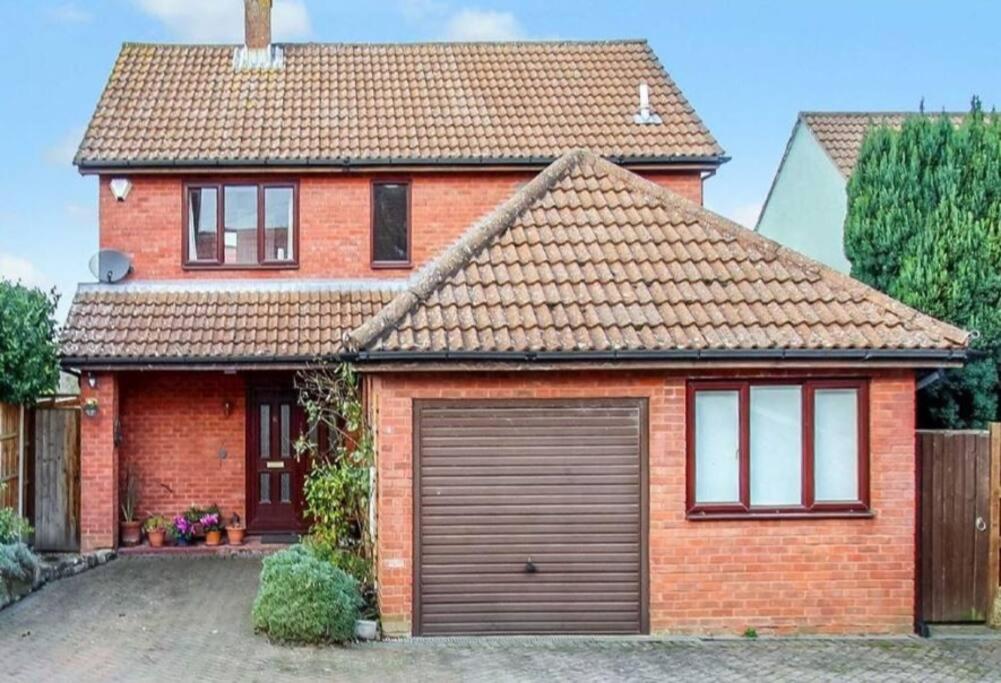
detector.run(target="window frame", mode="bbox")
[370,178,413,269]
[685,378,870,519]
[182,179,299,270]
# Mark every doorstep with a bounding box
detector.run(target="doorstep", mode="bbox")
[118,536,291,558]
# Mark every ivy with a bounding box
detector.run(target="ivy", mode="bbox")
[844,98,1001,427]
[294,363,373,562]
[0,280,59,405]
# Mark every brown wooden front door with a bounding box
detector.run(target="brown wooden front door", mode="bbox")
[247,387,308,533]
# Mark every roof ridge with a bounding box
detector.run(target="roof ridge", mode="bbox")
[120,39,651,50]
[581,153,971,348]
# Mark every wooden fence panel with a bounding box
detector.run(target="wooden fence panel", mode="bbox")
[0,402,21,510]
[33,408,80,552]
[919,429,992,623]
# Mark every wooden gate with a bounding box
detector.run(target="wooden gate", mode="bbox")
[918,428,1000,623]
[32,407,81,552]
[0,403,22,510]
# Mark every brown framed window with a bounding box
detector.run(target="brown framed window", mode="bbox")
[184,181,298,268]
[686,379,869,518]
[371,180,411,267]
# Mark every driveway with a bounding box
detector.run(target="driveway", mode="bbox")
[1,556,1000,682]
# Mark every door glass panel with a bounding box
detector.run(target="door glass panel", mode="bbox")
[259,473,271,503]
[814,389,859,501]
[694,391,740,504]
[280,404,291,459]
[280,473,292,503]
[259,404,270,459]
[750,386,803,506]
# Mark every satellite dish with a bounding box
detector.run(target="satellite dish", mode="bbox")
[88,249,133,283]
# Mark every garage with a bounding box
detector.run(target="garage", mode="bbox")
[413,399,648,635]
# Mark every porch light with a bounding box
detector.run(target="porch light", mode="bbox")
[83,398,99,417]
[109,177,132,202]
[87,372,97,389]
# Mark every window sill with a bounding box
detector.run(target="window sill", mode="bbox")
[183,263,299,271]
[371,261,412,270]
[686,510,875,521]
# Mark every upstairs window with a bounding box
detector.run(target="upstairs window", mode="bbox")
[372,180,411,267]
[185,182,297,268]
[688,380,869,517]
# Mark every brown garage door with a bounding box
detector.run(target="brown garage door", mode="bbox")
[414,399,648,635]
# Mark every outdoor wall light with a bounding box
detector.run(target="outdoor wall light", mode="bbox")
[87,372,98,389]
[83,398,100,418]
[109,177,132,202]
[223,400,233,417]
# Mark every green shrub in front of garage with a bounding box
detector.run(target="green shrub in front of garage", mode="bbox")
[252,544,363,644]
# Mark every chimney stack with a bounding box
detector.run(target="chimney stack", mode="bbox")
[244,0,272,50]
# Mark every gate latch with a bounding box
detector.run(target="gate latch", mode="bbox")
[976,516,987,532]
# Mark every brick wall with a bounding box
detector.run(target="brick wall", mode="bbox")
[116,372,247,523]
[80,373,119,552]
[369,368,916,636]
[98,170,703,281]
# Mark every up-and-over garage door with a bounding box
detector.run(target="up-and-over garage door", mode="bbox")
[414,399,648,635]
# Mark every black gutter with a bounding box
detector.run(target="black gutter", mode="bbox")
[76,154,731,173]
[62,347,969,368]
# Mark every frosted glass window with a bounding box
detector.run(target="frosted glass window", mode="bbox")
[259,405,270,459]
[280,404,291,459]
[694,391,740,504]
[750,386,802,506]
[259,473,271,503]
[814,389,859,501]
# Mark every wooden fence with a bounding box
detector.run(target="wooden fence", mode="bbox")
[918,426,1001,625]
[0,402,23,511]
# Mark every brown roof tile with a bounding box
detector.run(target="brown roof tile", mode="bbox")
[348,150,969,356]
[61,283,397,362]
[801,112,965,177]
[76,41,723,168]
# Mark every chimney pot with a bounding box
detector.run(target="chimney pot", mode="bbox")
[244,0,272,50]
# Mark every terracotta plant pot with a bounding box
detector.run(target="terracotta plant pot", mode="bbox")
[205,530,222,546]
[120,521,141,546]
[226,526,246,546]
[147,529,166,548]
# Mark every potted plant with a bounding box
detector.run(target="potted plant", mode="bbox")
[144,515,169,548]
[200,512,223,546]
[226,513,246,546]
[120,467,141,546]
[172,514,193,546]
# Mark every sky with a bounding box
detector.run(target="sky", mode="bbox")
[0,0,998,321]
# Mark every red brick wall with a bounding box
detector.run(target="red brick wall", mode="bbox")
[98,170,703,281]
[368,369,916,636]
[80,372,119,552]
[117,372,247,523]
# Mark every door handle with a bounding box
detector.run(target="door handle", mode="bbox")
[524,557,537,574]
[976,516,987,532]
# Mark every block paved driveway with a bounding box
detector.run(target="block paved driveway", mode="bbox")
[2,556,1001,682]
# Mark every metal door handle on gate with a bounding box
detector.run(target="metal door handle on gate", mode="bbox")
[976,516,987,532]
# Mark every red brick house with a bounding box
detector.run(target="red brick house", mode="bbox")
[62,2,969,636]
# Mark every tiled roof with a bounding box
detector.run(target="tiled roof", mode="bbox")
[801,112,965,177]
[75,41,724,168]
[61,282,397,362]
[349,150,969,356]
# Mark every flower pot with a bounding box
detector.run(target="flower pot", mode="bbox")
[205,530,222,546]
[147,528,166,548]
[226,526,246,546]
[175,536,190,547]
[354,619,378,641]
[120,521,141,546]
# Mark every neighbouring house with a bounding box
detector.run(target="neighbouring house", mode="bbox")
[62,1,970,636]
[755,112,963,272]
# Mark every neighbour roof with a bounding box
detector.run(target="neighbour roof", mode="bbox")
[348,150,969,357]
[75,40,724,170]
[60,282,398,363]
[801,112,965,177]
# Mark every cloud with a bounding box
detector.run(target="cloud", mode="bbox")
[48,3,93,23]
[730,202,763,229]
[0,253,51,290]
[136,0,311,43]
[398,0,447,22]
[44,125,87,167]
[444,9,525,41]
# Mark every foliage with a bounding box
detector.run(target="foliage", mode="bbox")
[844,99,1001,427]
[742,627,758,639]
[0,542,39,603]
[183,504,221,525]
[0,280,60,405]
[303,535,376,617]
[252,544,363,644]
[0,503,32,544]
[120,467,138,522]
[199,513,222,532]
[143,515,170,532]
[172,515,193,542]
[295,363,373,561]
